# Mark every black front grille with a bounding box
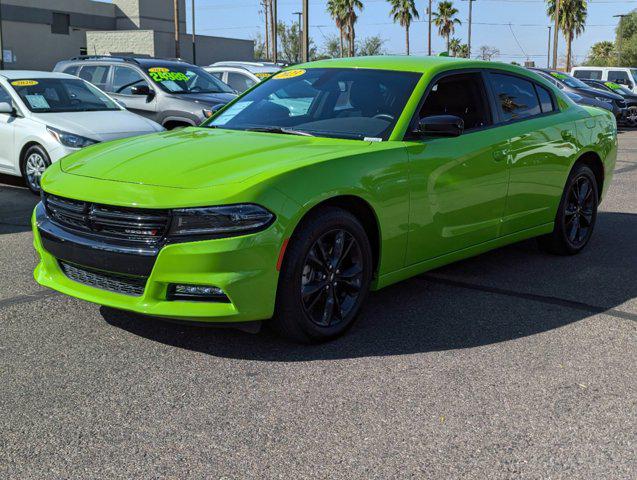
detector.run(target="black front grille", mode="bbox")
[60,261,147,296]
[44,194,170,243]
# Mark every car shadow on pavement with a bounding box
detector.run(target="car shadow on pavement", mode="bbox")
[101,211,637,362]
[0,175,38,235]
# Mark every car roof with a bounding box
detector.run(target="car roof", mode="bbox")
[210,61,282,73]
[0,70,76,80]
[60,57,195,68]
[294,55,529,75]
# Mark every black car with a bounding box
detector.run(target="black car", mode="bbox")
[528,68,627,122]
[580,78,637,127]
[54,56,237,129]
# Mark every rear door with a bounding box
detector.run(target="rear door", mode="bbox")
[485,71,579,235]
[404,71,511,264]
[108,65,158,120]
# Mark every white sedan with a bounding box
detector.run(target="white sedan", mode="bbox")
[0,71,164,193]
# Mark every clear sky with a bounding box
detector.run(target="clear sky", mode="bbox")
[100,0,635,65]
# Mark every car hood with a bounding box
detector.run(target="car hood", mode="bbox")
[167,92,236,105]
[60,127,373,189]
[578,87,623,100]
[31,110,161,141]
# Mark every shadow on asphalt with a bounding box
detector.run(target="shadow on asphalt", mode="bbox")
[101,211,637,361]
[0,174,38,235]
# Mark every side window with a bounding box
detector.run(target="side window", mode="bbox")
[490,73,542,122]
[419,72,491,130]
[573,69,602,80]
[607,70,631,86]
[0,84,12,105]
[111,66,147,95]
[209,71,224,80]
[63,65,80,76]
[226,72,256,92]
[78,65,110,90]
[535,85,554,113]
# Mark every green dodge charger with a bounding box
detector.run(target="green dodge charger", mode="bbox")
[32,56,617,342]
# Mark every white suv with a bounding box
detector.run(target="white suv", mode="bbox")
[0,71,164,193]
[571,67,637,94]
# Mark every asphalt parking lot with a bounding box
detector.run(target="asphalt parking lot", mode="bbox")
[1,131,635,479]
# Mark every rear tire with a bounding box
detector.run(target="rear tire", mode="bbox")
[271,207,373,343]
[20,144,51,195]
[538,163,598,255]
[626,106,637,128]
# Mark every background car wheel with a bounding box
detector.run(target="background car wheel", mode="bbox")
[626,106,637,128]
[20,145,51,195]
[538,163,598,255]
[272,207,373,343]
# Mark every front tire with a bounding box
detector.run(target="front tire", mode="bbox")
[21,145,51,195]
[626,106,637,128]
[272,207,373,343]
[538,163,598,255]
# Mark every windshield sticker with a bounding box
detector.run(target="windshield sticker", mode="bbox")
[25,94,50,109]
[211,101,253,125]
[550,72,568,80]
[364,137,383,142]
[161,80,184,92]
[273,69,306,80]
[11,80,39,87]
[604,81,621,90]
[148,69,190,83]
[254,72,274,79]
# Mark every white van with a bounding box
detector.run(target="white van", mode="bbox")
[571,67,637,94]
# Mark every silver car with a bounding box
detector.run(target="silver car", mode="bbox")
[204,61,283,93]
[55,56,237,129]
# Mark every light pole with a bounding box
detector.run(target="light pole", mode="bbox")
[463,0,475,59]
[547,25,551,68]
[614,14,628,66]
[191,0,196,64]
[552,0,560,69]
[293,11,302,63]
[302,0,309,63]
[272,0,278,64]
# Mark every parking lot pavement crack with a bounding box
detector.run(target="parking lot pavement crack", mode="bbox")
[0,290,60,310]
[422,275,637,322]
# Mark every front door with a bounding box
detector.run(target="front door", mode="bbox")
[405,71,510,265]
[0,84,16,171]
[109,65,158,120]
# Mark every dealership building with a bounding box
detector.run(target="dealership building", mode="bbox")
[0,0,254,70]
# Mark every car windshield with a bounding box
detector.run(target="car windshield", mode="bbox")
[604,82,632,96]
[10,78,119,113]
[548,72,589,89]
[206,68,421,140]
[631,69,637,84]
[145,64,235,94]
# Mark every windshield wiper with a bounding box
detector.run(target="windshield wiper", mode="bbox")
[245,126,315,137]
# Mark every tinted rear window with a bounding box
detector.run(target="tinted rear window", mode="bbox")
[490,73,541,122]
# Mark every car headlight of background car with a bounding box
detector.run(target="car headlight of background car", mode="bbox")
[169,204,274,237]
[47,126,98,149]
[594,97,613,104]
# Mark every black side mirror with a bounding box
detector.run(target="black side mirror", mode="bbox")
[131,85,154,97]
[417,115,464,137]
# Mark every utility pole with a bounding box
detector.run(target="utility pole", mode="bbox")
[551,0,560,69]
[173,0,181,59]
[302,0,309,63]
[293,11,302,63]
[467,0,474,58]
[0,0,4,70]
[427,0,432,55]
[191,0,196,64]
[614,14,627,65]
[272,0,278,64]
[547,26,551,68]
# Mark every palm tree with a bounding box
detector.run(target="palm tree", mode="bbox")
[449,37,462,56]
[457,43,470,58]
[388,0,419,55]
[327,0,347,57]
[547,0,587,71]
[343,0,364,57]
[432,1,461,53]
[586,41,616,66]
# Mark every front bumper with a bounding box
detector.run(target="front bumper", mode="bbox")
[32,203,281,323]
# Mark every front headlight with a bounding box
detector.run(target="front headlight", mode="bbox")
[169,204,274,237]
[47,126,98,148]
[595,96,613,104]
